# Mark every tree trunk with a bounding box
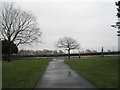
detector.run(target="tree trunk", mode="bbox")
[4,54,7,61]
[8,36,11,62]
[101,47,104,57]
[79,51,81,58]
[68,49,70,59]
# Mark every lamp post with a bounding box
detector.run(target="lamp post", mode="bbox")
[111,1,120,51]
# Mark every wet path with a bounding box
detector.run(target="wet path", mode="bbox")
[35,59,97,88]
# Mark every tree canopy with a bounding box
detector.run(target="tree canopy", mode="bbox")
[0,2,42,46]
[56,37,80,59]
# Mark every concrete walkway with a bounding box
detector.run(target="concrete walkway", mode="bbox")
[35,59,97,88]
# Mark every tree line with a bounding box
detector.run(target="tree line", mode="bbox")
[18,49,64,55]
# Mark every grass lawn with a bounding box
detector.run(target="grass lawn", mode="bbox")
[2,58,51,88]
[0,61,2,89]
[65,56,118,88]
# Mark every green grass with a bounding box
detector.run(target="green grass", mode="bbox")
[2,59,51,88]
[0,61,2,89]
[65,57,118,88]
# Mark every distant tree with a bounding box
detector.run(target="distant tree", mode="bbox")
[53,50,58,56]
[58,50,64,54]
[92,50,97,53]
[0,3,42,61]
[56,37,80,59]
[85,49,92,53]
[43,49,49,55]
[81,50,84,53]
[107,50,111,52]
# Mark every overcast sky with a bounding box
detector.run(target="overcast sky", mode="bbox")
[1,0,119,52]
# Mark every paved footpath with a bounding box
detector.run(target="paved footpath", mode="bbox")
[35,59,97,88]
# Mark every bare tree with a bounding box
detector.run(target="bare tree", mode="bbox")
[56,37,80,59]
[85,49,92,53]
[0,3,42,61]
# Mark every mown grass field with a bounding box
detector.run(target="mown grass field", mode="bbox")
[65,56,118,88]
[2,59,51,88]
[0,61,2,89]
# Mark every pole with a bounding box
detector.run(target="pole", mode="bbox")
[79,51,81,58]
[101,47,104,57]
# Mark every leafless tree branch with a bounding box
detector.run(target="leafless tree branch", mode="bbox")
[56,37,80,59]
[0,2,42,46]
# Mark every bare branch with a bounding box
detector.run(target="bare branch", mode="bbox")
[0,2,42,46]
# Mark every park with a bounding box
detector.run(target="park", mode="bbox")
[2,56,119,88]
[0,0,120,89]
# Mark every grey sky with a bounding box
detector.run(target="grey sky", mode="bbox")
[1,0,119,52]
